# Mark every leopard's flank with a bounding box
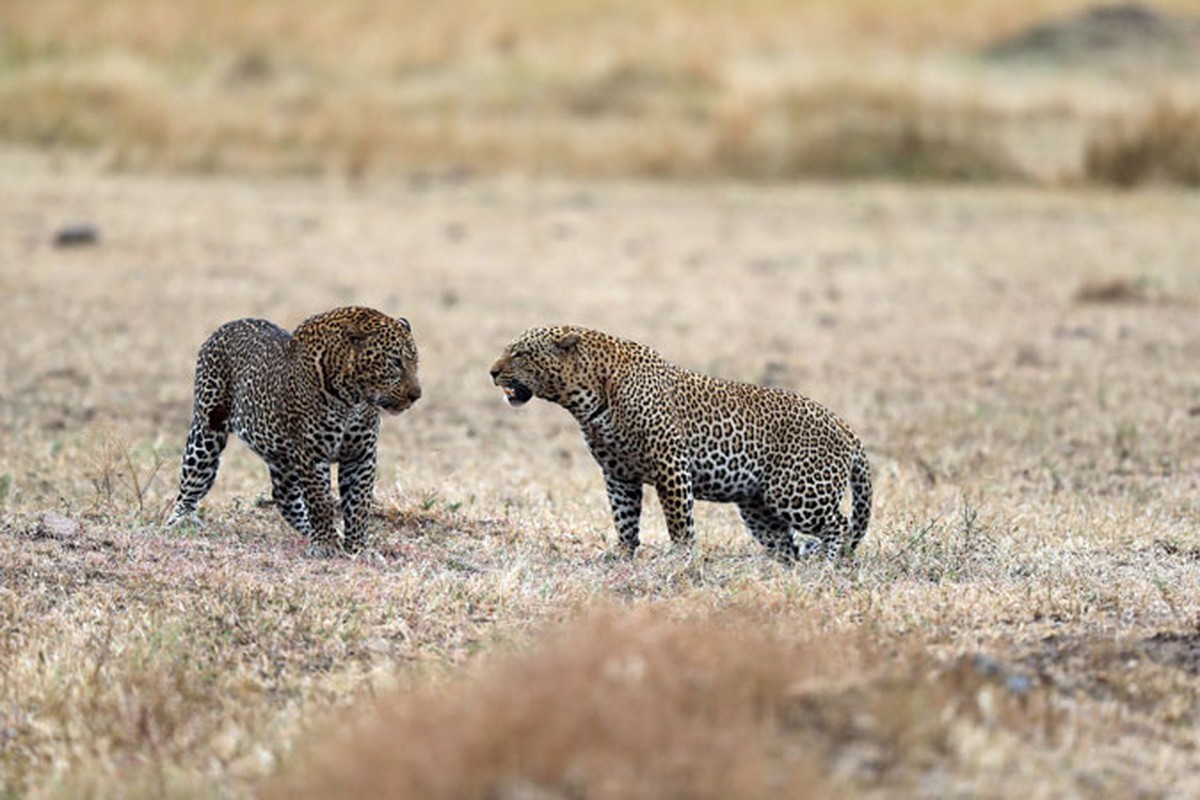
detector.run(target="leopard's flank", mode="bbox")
[166,306,421,556]
[490,325,871,561]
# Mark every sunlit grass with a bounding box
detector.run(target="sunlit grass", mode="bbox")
[2,150,1199,795]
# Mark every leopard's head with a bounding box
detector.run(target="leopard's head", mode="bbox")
[296,306,421,414]
[489,326,605,415]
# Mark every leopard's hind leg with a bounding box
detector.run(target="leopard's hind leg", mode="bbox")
[737,500,801,563]
[166,361,231,527]
[762,475,849,561]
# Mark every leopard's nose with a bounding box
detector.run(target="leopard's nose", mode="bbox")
[489,366,500,381]
[407,385,422,403]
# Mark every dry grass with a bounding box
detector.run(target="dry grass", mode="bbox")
[3,0,1200,181]
[1084,101,1200,186]
[4,0,1149,67]
[2,150,1200,796]
[710,84,1023,182]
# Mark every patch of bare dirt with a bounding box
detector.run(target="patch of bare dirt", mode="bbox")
[1074,275,1152,304]
[1016,628,1200,722]
[1139,630,1200,675]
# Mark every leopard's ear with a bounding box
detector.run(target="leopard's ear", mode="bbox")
[396,317,411,332]
[554,331,581,352]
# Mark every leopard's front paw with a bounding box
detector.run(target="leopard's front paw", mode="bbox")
[665,540,696,561]
[797,538,825,559]
[165,508,203,530]
[598,545,637,562]
[305,540,343,558]
[342,535,369,556]
[350,547,386,567]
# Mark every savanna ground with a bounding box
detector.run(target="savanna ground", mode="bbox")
[2,2,1200,798]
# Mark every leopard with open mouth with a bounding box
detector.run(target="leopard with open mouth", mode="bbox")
[490,325,871,561]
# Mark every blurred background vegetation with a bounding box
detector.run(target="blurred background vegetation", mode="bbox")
[1,0,1198,183]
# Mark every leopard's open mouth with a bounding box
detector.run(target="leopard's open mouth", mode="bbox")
[501,380,533,407]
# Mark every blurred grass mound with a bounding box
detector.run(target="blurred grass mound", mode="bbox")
[265,609,1057,800]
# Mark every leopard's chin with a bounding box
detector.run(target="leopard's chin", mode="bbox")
[502,381,533,407]
[377,396,413,415]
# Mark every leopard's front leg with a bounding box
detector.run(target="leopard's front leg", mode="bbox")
[337,408,380,554]
[338,449,378,554]
[299,460,340,557]
[268,462,312,536]
[604,472,643,556]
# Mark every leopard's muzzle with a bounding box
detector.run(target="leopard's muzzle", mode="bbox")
[377,384,422,414]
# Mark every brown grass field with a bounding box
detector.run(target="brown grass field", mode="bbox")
[4,0,1200,183]
[2,2,1200,798]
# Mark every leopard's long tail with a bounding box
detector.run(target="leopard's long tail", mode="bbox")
[846,446,872,554]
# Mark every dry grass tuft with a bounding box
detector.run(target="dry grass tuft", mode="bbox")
[0,71,172,150]
[1084,102,1200,186]
[712,85,1023,182]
